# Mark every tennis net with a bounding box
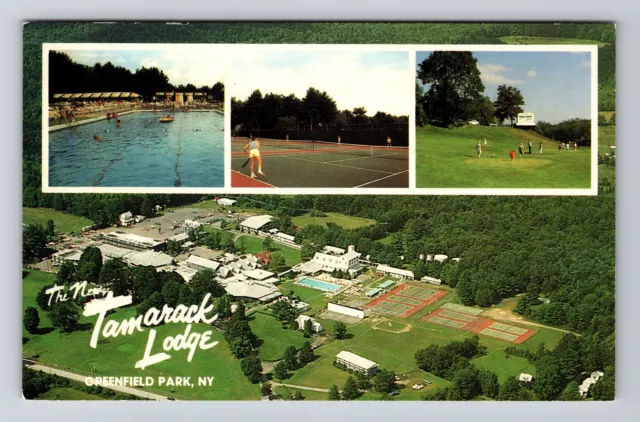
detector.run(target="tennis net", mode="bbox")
[312,141,409,160]
[232,137,314,150]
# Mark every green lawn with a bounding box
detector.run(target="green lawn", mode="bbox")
[38,387,103,400]
[500,36,608,47]
[599,125,616,149]
[472,350,536,384]
[23,208,93,234]
[22,270,260,401]
[202,227,234,243]
[292,212,375,229]
[236,235,301,267]
[250,311,308,361]
[416,125,592,189]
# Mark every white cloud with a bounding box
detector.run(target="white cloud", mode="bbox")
[477,63,524,85]
[526,69,537,77]
[63,48,229,87]
[228,51,411,116]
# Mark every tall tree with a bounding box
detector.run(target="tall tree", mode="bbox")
[493,85,525,126]
[328,384,341,401]
[417,51,485,127]
[374,370,396,394]
[241,355,263,384]
[342,376,360,400]
[76,246,103,284]
[333,321,348,340]
[49,302,80,333]
[273,361,289,380]
[283,346,299,370]
[298,341,314,365]
[23,224,47,262]
[23,307,40,334]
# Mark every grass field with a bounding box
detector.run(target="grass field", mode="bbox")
[292,212,376,229]
[38,387,103,400]
[22,270,260,401]
[23,208,93,234]
[235,235,301,267]
[472,350,536,384]
[249,311,308,361]
[416,125,591,188]
[500,36,608,47]
[202,226,234,243]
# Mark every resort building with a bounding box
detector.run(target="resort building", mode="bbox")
[433,254,449,263]
[51,249,83,266]
[123,251,173,268]
[168,232,189,245]
[335,351,378,376]
[327,303,365,320]
[306,245,363,276]
[273,232,296,246]
[240,215,275,234]
[579,371,604,397]
[519,373,534,383]
[183,219,203,231]
[421,275,442,285]
[242,268,279,284]
[380,280,396,290]
[186,255,221,273]
[296,315,323,333]
[119,212,135,226]
[224,280,282,302]
[99,231,164,251]
[216,198,237,207]
[376,264,415,280]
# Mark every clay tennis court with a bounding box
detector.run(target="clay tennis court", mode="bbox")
[231,137,409,188]
[423,306,537,344]
[363,284,448,319]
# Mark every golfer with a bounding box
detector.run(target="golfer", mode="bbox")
[386,136,392,149]
[243,136,265,179]
[528,141,532,154]
[539,142,544,154]
[518,143,525,157]
[510,150,516,161]
[338,135,341,145]
[476,141,482,158]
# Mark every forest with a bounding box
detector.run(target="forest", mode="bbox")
[232,88,408,133]
[48,51,225,102]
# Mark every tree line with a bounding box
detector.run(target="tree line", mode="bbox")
[232,88,408,133]
[49,51,224,102]
[416,52,532,128]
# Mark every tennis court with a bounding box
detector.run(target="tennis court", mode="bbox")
[423,307,537,344]
[231,137,409,188]
[363,283,448,318]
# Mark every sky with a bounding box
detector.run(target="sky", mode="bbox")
[229,51,411,116]
[61,48,227,88]
[61,49,411,116]
[416,51,592,124]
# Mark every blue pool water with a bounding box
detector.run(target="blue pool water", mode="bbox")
[298,278,341,292]
[49,111,224,187]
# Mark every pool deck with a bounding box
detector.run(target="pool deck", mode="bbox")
[48,109,223,132]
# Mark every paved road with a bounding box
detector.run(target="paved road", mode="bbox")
[26,364,169,401]
[271,382,330,393]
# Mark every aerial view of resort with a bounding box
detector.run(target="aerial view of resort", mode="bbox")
[22,22,615,403]
[46,48,225,188]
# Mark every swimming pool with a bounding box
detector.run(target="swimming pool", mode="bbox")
[48,111,224,187]
[297,278,342,292]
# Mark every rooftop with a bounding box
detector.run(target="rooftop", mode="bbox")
[124,251,173,267]
[336,351,378,370]
[168,232,189,242]
[377,264,414,278]
[224,280,281,301]
[101,231,163,248]
[243,268,275,281]
[240,215,274,230]
[186,255,221,271]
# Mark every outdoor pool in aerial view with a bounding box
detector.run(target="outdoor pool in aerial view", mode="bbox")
[48,111,224,188]
[297,277,342,292]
